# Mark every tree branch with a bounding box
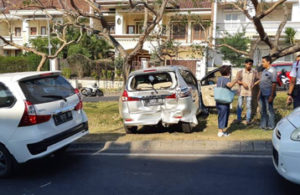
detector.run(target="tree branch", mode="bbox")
[258,0,287,19]
[129,0,157,16]
[217,43,249,56]
[273,3,288,52]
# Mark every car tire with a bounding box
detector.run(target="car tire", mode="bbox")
[96,90,104,97]
[182,122,192,133]
[0,145,14,178]
[124,126,137,134]
[81,89,88,96]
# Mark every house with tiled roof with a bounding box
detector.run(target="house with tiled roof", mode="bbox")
[214,0,300,66]
[94,0,213,78]
[0,0,88,56]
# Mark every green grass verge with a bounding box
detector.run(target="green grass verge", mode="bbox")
[80,91,293,142]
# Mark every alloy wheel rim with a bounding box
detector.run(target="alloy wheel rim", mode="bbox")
[0,151,7,173]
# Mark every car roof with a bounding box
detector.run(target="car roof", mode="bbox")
[129,66,190,76]
[272,62,293,66]
[0,71,61,82]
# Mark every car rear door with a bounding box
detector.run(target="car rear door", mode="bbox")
[124,71,178,113]
[18,74,84,137]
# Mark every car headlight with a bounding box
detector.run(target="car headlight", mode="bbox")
[291,128,300,141]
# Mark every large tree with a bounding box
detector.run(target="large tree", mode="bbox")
[0,0,86,71]
[218,0,300,62]
[0,0,173,82]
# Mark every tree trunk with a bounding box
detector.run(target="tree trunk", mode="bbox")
[122,58,131,88]
[36,55,48,71]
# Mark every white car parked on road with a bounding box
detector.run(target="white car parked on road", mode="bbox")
[272,107,300,184]
[0,71,88,177]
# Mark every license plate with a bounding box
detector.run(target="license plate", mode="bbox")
[144,99,163,106]
[53,111,73,126]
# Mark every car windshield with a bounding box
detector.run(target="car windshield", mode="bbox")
[129,72,176,91]
[19,75,75,104]
[274,65,292,72]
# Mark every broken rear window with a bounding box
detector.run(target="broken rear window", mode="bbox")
[129,72,176,91]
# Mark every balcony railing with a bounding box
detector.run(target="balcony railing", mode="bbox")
[216,21,300,38]
[0,36,23,47]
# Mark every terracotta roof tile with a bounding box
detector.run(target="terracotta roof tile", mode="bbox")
[0,0,89,13]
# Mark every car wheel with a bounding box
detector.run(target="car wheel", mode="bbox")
[182,122,192,133]
[0,145,14,178]
[96,90,103,97]
[81,89,88,96]
[124,126,137,134]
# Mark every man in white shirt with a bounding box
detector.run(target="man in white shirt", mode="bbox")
[287,55,300,108]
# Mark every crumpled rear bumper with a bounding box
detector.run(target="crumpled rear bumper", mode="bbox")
[121,97,198,126]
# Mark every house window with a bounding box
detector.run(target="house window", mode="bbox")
[15,50,22,56]
[192,23,206,40]
[41,26,47,35]
[172,23,186,39]
[136,23,144,34]
[127,25,135,34]
[225,13,239,22]
[108,24,115,34]
[30,27,37,35]
[15,27,21,37]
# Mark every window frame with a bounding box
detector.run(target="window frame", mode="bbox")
[172,22,187,40]
[180,70,198,89]
[127,25,135,34]
[192,23,206,40]
[41,26,47,35]
[0,82,16,109]
[15,27,21,37]
[30,27,37,36]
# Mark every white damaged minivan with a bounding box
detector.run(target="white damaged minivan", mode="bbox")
[119,66,206,134]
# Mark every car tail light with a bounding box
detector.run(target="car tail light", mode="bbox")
[121,90,139,102]
[19,101,51,127]
[74,88,83,110]
[166,93,177,99]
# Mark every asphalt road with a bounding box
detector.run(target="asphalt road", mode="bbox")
[82,95,119,102]
[1,150,300,195]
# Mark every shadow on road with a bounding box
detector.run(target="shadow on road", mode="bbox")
[1,141,300,195]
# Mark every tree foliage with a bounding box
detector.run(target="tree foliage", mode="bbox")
[219,32,250,66]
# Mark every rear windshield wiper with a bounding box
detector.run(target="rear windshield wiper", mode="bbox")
[41,95,67,102]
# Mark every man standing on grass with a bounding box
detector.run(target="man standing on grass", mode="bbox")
[287,55,300,108]
[259,56,277,130]
[236,59,260,125]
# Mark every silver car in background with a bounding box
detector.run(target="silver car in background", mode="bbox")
[119,66,205,133]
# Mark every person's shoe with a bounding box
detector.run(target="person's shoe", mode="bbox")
[246,121,251,126]
[235,119,242,123]
[222,132,230,137]
[217,132,223,137]
[267,127,275,130]
[260,126,267,130]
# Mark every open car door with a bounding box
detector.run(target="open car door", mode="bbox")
[200,67,223,108]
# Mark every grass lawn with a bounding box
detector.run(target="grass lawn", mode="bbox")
[80,91,293,142]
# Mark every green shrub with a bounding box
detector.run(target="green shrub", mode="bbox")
[62,67,72,79]
[0,54,49,73]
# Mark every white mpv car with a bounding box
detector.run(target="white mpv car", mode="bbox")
[0,71,88,177]
[272,107,300,184]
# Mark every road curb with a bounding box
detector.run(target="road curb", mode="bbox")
[70,140,272,154]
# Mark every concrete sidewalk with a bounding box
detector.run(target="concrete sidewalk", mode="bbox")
[70,140,273,154]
